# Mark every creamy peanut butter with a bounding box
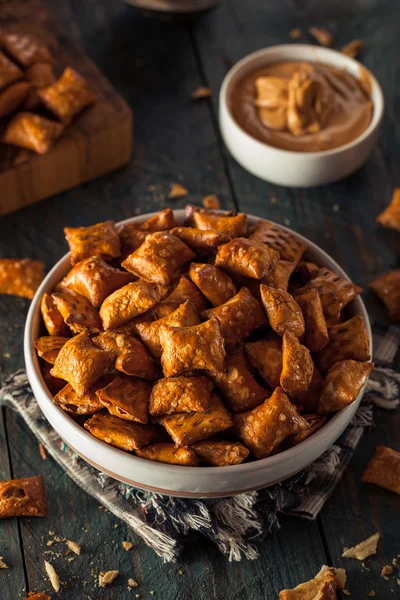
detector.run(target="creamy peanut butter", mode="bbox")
[231,61,373,152]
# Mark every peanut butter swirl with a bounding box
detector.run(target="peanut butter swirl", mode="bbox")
[231,61,373,152]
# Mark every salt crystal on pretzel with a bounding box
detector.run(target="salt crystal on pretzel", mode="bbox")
[3,112,63,154]
[245,335,283,390]
[189,262,236,307]
[185,204,248,237]
[215,237,280,279]
[96,376,152,424]
[0,475,46,519]
[93,331,158,379]
[260,284,305,338]
[38,66,95,124]
[84,412,156,451]
[280,331,314,398]
[34,335,69,364]
[316,315,371,372]
[152,275,208,319]
[362,445,400,495]
[376,189,400,232]
[249,219,307,263]
[171,227,230,255]
[296,288,329,352]
[192,440,249,466]
[0,50,23,90]
[53,380,106,415]
[369,270,400,321]
[1,33,52,66]
[136,443,199,466]
[0,258,44,299]
[64,220,120,265]
[149,375,213,416]
[318,359,373,415]
[52,288,102,334]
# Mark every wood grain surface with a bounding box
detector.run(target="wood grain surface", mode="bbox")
[0,0,399,599]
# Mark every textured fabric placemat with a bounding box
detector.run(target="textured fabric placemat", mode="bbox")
[1,322,399,562]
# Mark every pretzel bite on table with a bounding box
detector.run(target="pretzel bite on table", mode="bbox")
[51,332,113,398]
[158,395,233,446]
[249,219,307,263]
[202,287,267,346]
[53,380,106,415]
[294,267,362,319]
[317,360,374,415]
[38,67,95,124]
[84,413,156,451]
[209,347,267,413]
[376,188,400,232]
[0,475,46,519]
[296,288,329,352]
[136,443,199,466]
[140,208,179,231]
[136,299,200,359]
[34,335,69,364]
[170,227,230,255]
[96,376,152,424]
[159,318,226,377]
[1,33,52,67]
[51,288,102,334]
[64,220,121,265]
[362,445,400,495]
[245,335,283,390]
[369,270,400,321]
[215,237,280,279]
[189,262,236,307]
[0,258,45,299]
[315,315,371,372]
[3,112,63,154]
[152,275,208,319]
[280,331,314,398]
[122,231,196,285]
[192,440,249,466]
[260,284,305,338]
[234,387,308,459]
[93,332,158,379]
[100,280,168,330]
[59,256,134,307]
[0,50,23,90]
[41,292,70,336]
[185,204,248,237]
[149,376,213,416]
[279,566,337,600]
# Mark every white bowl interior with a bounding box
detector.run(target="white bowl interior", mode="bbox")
[24,210,373,497]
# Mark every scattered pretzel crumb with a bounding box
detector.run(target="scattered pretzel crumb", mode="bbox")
[122,541,133,551]
[38,443,47,460]
[0,556,8,569]
[397,579,400,586]
[46,540,54,547]
[368,592,376,597]
[128,578,138,588]
[178,569,184,575]
[202,194,220,210]
[114,524,119,528]
[99,570,119,587]
[44,561,60,592]
[168,183,189,199]
[381,565,393,579]
[66,540,81,555]
[191,86,212,100]
[342,532,380,560]
[289,28,303,39]
[343,590,351,596]
[308,26,333,47]
[150,592,155,596]
[341,39,363,58]
[392,557,397,566]
[48,531,55,536]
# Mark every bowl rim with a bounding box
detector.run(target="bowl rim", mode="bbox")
[24,209,373,478]
[219,43,385,158]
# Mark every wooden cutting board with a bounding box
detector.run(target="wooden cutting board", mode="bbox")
[0,0,133,217]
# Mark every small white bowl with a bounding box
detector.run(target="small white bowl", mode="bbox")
[219,44,384,187]
[24,210,372,498]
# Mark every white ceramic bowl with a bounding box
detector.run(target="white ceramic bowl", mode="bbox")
[24,210,372,498]
[219,44,384,187]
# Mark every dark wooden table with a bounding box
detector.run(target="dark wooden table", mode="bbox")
[1,1,399,598]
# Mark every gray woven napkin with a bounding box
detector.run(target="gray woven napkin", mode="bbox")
[0,322,399,562]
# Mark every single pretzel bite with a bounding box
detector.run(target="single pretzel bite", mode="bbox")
[245,335,283,390]
[0,258,45,299]
[215,237,280,279]
[202,287,267,346]
[51,288,102,334]
[136,443,199,466]
[51,332,113,398]
[24,593,51,600]
[136,299,200,359]
[41,292,70,336]
[59,256,134,307]
[280,331,314,398]
[0,475,46,519]
[100,280,168,330]
[38,66,95,124]
[260,284,305,338]
[152,275,208,319]
[158,395,233,446]
[376,188,400,232]
[362,445,400,495]
[64,220,120,266]
[209,347,267,413]
[34,335,69,364]
[1,33,52,67]
[249,219,307,263]
[234,387,308,459]
[189,262,236,307]
[279,565,337,599]
[96,376,152,424]
[170,227,230,254]
[369,270,400,321]
[53,379,106,415]
[149,376,213,416]
[317,360,374,414]
[122,231,196,285]
[296,288,329,352]
[263,260,297,291]
[159,318,226,377]
[84,412,156,451]
[139,208,179,231]
[3,111,62,154]
[93,331,158,379]
[315,315,371,372]
[185,204,248,237]
[192,440,249,466]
